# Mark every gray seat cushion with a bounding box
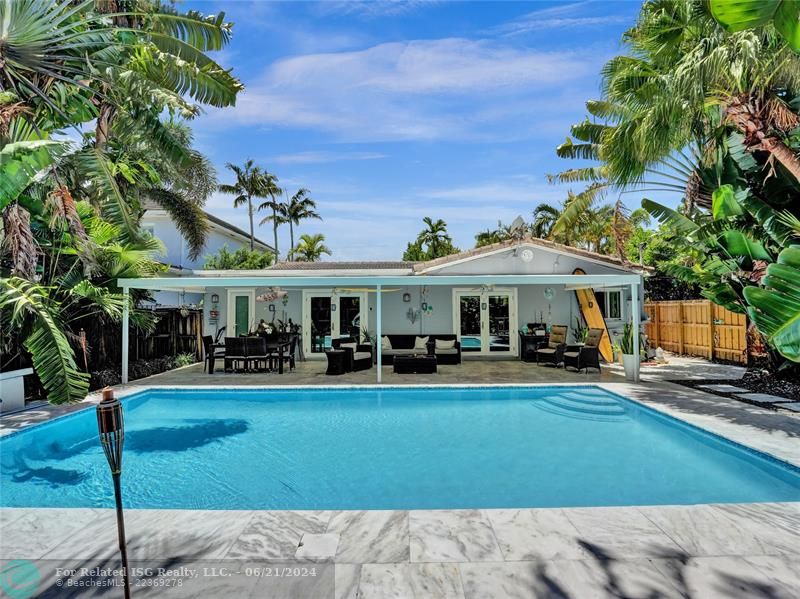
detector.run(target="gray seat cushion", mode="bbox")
[383,349,409,355]
[563,351,580,358]
[435,348,458,354]
[353,351,371,361]
[538,348,556,355]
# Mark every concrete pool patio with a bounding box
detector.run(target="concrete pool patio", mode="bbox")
[1,357,799,597]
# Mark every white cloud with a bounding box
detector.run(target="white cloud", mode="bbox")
[314,0,440,18]
[490,2,628,37]
[202,37,603,142]
[271,150,388,164]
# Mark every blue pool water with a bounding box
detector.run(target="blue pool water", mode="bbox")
[2,386,799,510]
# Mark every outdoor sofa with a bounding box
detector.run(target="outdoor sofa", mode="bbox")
[379,334,461,365]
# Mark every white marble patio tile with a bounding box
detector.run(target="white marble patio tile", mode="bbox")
[327,511,409,563]
[776,402,800,412]
[295,532,339,560]
[226,510,331,560]
[359,563,464,599]
[0,508,111,559]
[744,555,800,597]
[711,503,800,556]
[653,556,792,599]
[697,384,749,393]
[487,508,588,561]
[410,510,502,563]
[563,506,685,559]
[637,504,768,557]
[334,564,361,599]
[547,558,685,599]
[121,509,254,560]
[459,561,561,599]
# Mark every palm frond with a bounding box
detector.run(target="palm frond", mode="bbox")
[0,277,89,404]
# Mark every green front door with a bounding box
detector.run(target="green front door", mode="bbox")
[234,295,250,336]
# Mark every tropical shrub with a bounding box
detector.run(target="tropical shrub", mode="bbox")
[203,245,275,270]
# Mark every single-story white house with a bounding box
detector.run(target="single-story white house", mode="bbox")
[119,238,647,381]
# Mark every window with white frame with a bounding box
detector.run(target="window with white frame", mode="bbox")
[595,289,623,321]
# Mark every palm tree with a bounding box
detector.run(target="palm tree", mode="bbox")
[531,204,560,238]
[290,233,331,262]
[418,217,452,257]
[219,160,265,251]
[598,0,800,183]
[257,171,283,258]
[277,188,321,260]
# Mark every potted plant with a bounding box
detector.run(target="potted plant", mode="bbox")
[572,317,588,345]
[619,322,639,380]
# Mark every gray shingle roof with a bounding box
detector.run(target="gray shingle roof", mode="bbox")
[268,261,416,271]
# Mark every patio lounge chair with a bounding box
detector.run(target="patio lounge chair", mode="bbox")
[537,325,568,367]
[564,328,604,373]
[202,335,225,373]
[224,337,248,372]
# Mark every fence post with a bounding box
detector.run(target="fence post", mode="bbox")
[677,302,685,355]
[654,304,661,348]
[706,301,714,361]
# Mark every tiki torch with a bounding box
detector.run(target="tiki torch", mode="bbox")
[96,388,131,599]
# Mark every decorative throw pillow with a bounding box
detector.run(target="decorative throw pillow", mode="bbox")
[435,339,455,350]
[414,336,429,350]
[381,336,392,350]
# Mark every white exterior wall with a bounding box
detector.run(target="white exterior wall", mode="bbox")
[198,243,643,353]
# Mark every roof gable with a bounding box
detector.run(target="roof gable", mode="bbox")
[415,238,639,275]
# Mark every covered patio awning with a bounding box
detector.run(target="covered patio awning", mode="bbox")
[118,273,643,383]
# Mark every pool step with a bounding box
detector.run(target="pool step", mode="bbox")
[534,393,629,422]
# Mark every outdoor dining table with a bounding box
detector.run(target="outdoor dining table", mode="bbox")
[207,339,292,374]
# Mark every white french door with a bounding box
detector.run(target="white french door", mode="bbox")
[453,288,517,356]
[302,290,367,357]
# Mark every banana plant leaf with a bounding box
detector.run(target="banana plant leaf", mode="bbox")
[709,0,800,51]
[716,230,772,260]
[0,140,64,212]
[744,245,800,361]
[711,184,744,219]
[774,0,800,50]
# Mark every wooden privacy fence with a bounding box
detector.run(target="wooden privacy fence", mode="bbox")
[644,300,747,364]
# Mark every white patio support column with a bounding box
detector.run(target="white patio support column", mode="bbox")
[376,284,382,383]
[122,286,130,384]
[631,281,640,383]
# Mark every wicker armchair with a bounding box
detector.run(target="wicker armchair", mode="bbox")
[564,328,604,373]
[536,325,568,367]
[332,337,374,371]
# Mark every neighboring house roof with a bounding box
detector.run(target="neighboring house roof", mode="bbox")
[414,237,645,274]
[141,206,273,253]
[203,211,273,252]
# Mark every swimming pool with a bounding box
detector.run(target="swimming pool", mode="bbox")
[2,386,799,510]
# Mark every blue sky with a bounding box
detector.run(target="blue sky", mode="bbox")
[187,1,654,260]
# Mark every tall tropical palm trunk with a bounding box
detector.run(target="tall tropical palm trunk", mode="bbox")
[247,195,255,251]
[725,95,800,183]
[289,221,295,261]
[271,201,279,258]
